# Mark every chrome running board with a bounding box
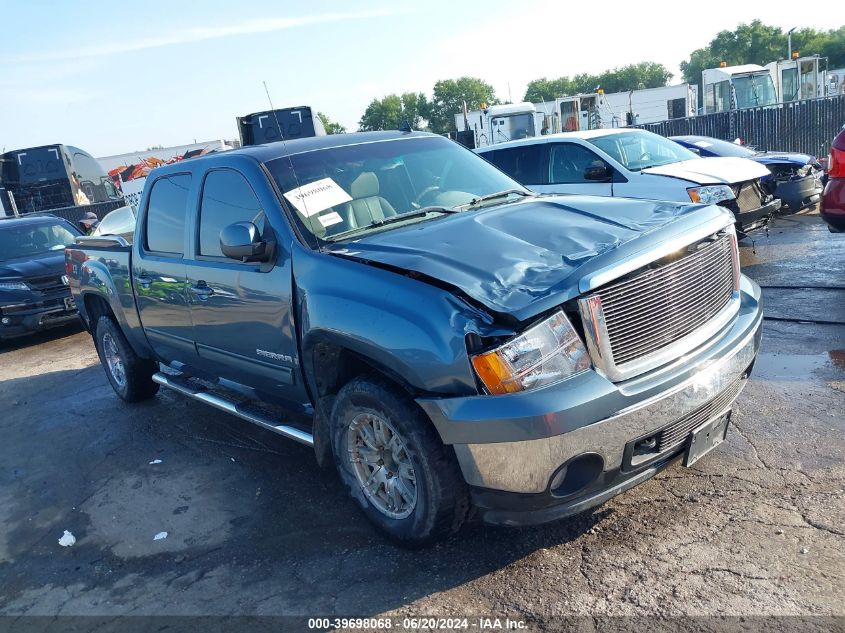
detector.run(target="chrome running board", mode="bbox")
[152,372,314,447]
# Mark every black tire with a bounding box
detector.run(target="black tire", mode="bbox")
[330,375,469,547]
[94,315,159,402]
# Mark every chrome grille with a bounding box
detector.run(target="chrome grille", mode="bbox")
[580,232,739,379]
[732,180,763,213]
[656,377,744,453]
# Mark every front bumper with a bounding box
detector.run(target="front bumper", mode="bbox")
[775,176,822,211]
[734,198,780,233]
[417,276,762,524]
[0,297,79,339]
[821,178,845,232]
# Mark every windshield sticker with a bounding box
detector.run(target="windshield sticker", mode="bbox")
[283,178,352,217]
[694,141,713,148]
[317,211,344,227]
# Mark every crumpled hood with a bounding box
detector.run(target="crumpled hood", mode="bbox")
[0,251,66,280]
[643,156,769,184]
[754,152,817,167]
[329,195,710,320]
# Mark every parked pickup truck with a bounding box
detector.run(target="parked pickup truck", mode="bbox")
[67,131,763,545]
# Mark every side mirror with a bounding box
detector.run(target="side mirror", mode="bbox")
[584,163,613,181]
[220,221,271,262]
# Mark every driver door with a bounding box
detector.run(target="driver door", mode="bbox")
[184,167,303,400]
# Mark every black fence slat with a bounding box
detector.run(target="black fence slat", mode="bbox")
[17,200,127,226]
[639,94,845,158]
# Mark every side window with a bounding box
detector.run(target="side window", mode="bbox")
[549,143,606,184]
[484,145,547,186]
[145,174,191,254]
[714,81,731,112]
[198,170,265,258]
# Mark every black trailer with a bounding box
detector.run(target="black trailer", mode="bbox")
[236,106,326,147]
[0,144,122,216]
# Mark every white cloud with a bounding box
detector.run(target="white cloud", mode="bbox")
[12,8,401,63]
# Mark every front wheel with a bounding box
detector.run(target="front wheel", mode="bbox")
[330,376,469,547]
[94,315,159,402]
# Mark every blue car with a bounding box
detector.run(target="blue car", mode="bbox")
[671,135,823,211]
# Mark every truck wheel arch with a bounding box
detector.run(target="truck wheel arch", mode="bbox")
[303,336,438,467]
[83,293,113,329]
[80,291,155,360]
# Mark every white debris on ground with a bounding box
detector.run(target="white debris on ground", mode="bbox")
[149,459,162,465]
[153,531,168,541]
[58,530,76,547]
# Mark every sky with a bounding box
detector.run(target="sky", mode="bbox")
[1,0,842,157]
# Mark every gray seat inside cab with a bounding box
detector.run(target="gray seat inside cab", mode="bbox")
[340,172,397,227]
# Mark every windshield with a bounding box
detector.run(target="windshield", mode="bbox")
[265,136,524,243]
[490,113,535,143]
[0,221,79,262]
[675,137,757,158]
[587,131,698,171]
[733,73,778,109]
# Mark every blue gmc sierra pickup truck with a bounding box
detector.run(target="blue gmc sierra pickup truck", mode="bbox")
[66,131,762,545]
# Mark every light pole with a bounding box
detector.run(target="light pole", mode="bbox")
[787,27,796,60]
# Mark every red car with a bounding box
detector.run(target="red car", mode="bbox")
[821,127,845,232]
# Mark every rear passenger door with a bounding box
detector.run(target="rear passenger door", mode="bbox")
[483,144,548,190]
[184,167,303,399]
[532,142,613,197]
[133,173,194,364]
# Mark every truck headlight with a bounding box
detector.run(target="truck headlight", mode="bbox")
[471,311,590,395]
[0,281,29,291]
[687,185,735,204]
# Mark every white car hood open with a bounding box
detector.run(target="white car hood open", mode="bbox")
[643,156,770,185]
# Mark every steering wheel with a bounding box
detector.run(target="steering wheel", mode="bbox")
[413,186,441,208]
[640,152,651,162]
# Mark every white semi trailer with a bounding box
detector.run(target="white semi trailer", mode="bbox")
[453,103,545,148]
[701,64,779,113]
[534,84,697,132]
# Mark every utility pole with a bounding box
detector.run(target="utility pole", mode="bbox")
[787,27,796,60]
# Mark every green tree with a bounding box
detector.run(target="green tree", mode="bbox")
[795,25,845,67]
[523,62,672,102]
[680,20,784,87]
[524,77,577,103]
[316,112,346,135]
[358,92,429,131]
[428,77,498,134]
[596,62,673,93]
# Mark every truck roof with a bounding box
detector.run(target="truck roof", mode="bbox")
[150,131,439,176]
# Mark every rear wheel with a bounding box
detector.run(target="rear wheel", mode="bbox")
[94,315,159,402]
[330,376,468,547]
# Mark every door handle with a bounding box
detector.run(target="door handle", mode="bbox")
[190,281,214,300]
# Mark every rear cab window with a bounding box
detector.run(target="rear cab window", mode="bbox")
[144,174,191,254]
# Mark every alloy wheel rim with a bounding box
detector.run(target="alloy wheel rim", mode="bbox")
[347,412,417,519]
[102,332,126,388]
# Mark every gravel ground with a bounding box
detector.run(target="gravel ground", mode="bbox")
[0,210,843,630]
